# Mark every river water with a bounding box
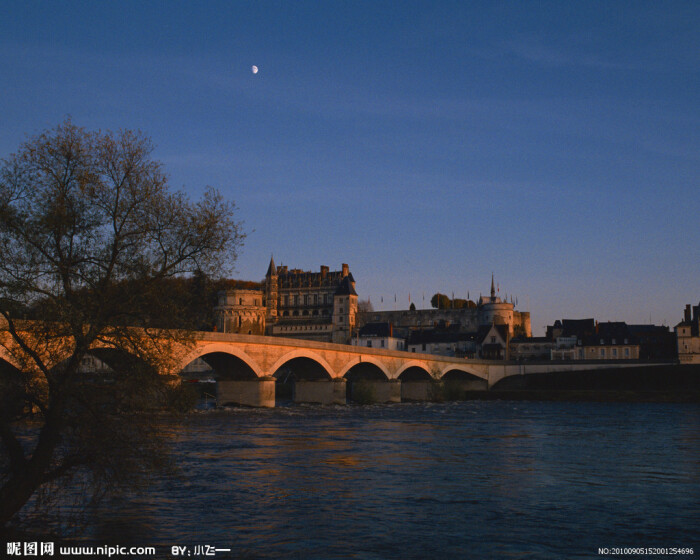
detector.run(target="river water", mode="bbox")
[86,401,698,559]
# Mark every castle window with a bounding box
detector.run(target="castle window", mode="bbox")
[625,348,630,357]
[612,348,618,357]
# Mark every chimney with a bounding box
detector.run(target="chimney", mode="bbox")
[342,263,349,277]
[685,304,692,322]
[320,265,329,279]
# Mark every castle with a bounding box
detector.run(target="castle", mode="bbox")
[214,260,530,346]
[214,257,358,344]
[358,275,531,338]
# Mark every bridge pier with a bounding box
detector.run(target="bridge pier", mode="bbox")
[351,379,401,404]
[217,376,276,408]
[401,380,442,401]
[294,378,347,405]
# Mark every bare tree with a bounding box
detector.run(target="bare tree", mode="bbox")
[0,120,245,530]
[357,299,374,313]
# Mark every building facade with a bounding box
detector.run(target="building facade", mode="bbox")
[215,289,266,335]
[214,258,358,344]
[351,322,406,351]
[676,303,700,364]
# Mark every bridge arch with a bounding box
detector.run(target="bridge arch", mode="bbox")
[269,349,335,380]
[395,361,436,380]
[177,343,263,379]
[438,364,488,381]
[77,347,157,376]
[338,356,391,379]
[398,365,432,381]
[0,352,24,372]
[441,368,488,391]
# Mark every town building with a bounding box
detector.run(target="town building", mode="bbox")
[406,328,479,357]
[510,337,554,361]
[675,303,700,364]
[544,319,641,361]
[351,322,406,351]
[478,324,509,360]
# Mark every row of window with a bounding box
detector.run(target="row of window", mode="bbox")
[364,339,405,350]
[588,347,631,358]
[281,309,331,317]
[281,294,337,306]
[276,325,331,332]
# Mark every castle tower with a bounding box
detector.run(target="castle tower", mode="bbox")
[265,255,278,322]
[332,271,358,344]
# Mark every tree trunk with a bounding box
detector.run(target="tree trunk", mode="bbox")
[0,404,63,527]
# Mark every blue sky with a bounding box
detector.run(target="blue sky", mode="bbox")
[1,1,698,334]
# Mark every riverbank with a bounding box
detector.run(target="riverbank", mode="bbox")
[479,363,700,403]
[464,389,700,403]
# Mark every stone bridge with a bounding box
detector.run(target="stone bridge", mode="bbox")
[170,332,668,406]
[174,332,492,406]
[1,327,670,407]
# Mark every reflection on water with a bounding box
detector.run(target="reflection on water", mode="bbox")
[85,401,699,558]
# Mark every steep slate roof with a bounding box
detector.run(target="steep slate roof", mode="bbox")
[562,319,596,337]
[510,336,551,344]
[335,275,357,296]
[359,322,392,337]
[477,324,509,345]
[408,329,478,345]
[266,255,276,277]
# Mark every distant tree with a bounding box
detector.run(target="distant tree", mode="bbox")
[0,120,245,531]
[357,299,374,313]
[430,293,450,309]
[430,294,477,310]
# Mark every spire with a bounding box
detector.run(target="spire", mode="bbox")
[266,254,276,277]
[490,273,495,299]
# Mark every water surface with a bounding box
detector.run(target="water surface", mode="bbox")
[89,401,699,558]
